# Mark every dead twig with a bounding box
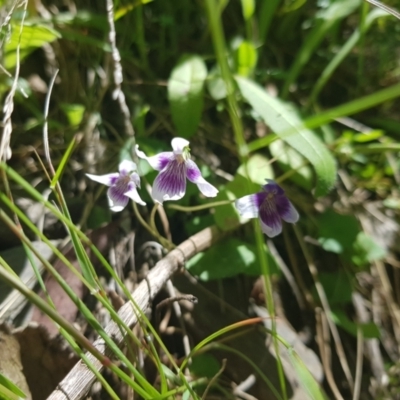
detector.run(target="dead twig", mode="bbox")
[47,224,226,400]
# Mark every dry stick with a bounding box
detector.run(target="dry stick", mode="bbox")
[47,225,225,400]
[293,225,354,392]
[315,308,345,400]
[352,292,388,387]
[105,0,135,138]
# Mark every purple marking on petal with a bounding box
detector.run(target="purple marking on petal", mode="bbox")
[158,154,173,170]
[262,180,285,196]
[152,159,187,203]
[259,214,282,237]
[258,195,282,237]
[277,197,299,223]
[186,160,202,182]
[110,175,119,185]
[107,186,129,212]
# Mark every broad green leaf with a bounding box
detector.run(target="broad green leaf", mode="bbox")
[236,76,336,196]
[317,210,360,255]
[190,354,221,378]
[168,55,207,138]
[269,139,313,190]
[331,310,381,339]
[241,0,255,20]
[5,23,60,69]
[236,41,257,76]
[287,349,328,400]
[319,271,353,305]
[0,373,26,399]
[186,238,279,280]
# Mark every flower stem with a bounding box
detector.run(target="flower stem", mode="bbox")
[167,199,235,212]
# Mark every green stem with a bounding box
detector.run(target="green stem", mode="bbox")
[167,199,234,212]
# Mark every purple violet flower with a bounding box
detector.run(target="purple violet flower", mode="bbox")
[86,160,145,212]
[235,180,299,237]
[136,137,218,204]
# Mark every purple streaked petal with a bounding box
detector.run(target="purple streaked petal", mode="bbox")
[107,186,129,212]
[118,160,137,175]
[152,160,187,204]
[86,173,119,187]
[125,186,146,206]
[235,192,268,219]
[135,145,174,171]
[186,160,218,198]
[259,196,282,237]
[171,137,189,154]
[277,196,299,223]
[259,214,282,237]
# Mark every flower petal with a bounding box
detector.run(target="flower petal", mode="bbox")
[235,192,268,219]
[186,160,218,198]
[259,214,282,237]
[259,197,282,237]
[135,145,173,171]
[125,185,146,206]
[277,196,299,223]
[86,173,119,187]
[171,137,189,154]
[263,179,285,196]
[152,160,187,204]
[107,186,129,212]
[118,160,137,175]
[130,172,141,189]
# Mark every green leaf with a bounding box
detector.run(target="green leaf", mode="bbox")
[352,232,386,267]
[269,139,313,190]
[319,271,353,305]
[236,41,257,77]
[186,238,279,280]
[236,76,336,196]
[331,310,381,339]
[168,55,207,138]
[0,373,26,400]
[241,0,255,20]
[287,348,328,400]
[317,210,360,255]
[5,23,60,69]
[190,354,221,378]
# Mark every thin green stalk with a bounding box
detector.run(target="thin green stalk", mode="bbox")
[167,199,234,212]
[204,1,287,397]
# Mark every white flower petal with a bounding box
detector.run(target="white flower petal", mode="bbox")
[86,173,119,187]
[125,187,146,206]
[186,160,218,198]
[130,172,141,189]
[118,160,137,174]
[234,194,261,219]
[135,145,173,171]
[171,137,190,154]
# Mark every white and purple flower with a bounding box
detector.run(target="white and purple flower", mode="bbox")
[86,160,145,212]
[136,137,218,204]
[235,180,299,237]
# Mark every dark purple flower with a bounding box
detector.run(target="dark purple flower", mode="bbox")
[86,160,145,212]
[136,137,218,204]
[235,180,299,237]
